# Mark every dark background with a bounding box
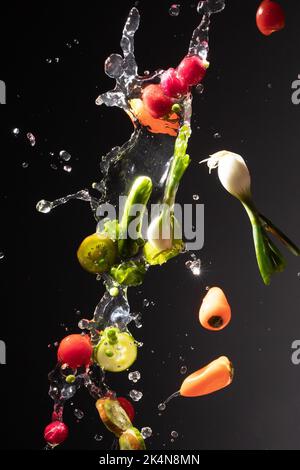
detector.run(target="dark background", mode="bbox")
[0,0,300,451]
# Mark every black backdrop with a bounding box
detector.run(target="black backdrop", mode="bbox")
[0,0,300,451]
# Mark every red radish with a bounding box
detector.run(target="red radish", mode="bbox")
[44,421,69,445]
[177,55,209,87]
[160,68,188,98]
[256,0,285,36]
[142,84,174,119]
[117,397,135,422]
[57,334,92,369]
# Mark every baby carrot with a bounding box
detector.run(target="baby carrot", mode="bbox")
[199,287,231,331]
[180,356,234,398]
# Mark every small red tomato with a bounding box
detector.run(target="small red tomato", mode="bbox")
[57,334,92,369]
[117,397,135,422]
[160,68,188,98]
[256,0,285,36]
[142,84,174,119]
[177,55,208,87]
[44,421,69,445]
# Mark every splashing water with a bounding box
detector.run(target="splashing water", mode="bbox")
[38,1,226,451]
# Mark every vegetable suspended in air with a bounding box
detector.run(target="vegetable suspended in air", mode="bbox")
[201,151,300,285]
[96,397,132,437]
[57,334,92,369]
[119,427,146,450]
[95,327,137,372]
[77,232,117,274]
[144,124,191,264]
[256,0,285,36]
[199,287,231,331]
[180,356,234,398]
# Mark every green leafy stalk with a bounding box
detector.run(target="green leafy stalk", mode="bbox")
[242,201,298,285]
[118,176,153,259]
[144,124,191,265]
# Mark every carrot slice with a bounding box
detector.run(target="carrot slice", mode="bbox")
[199,287,231,331]
[180,356,234,398]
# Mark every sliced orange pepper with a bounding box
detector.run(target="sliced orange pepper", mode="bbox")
[180,356,234,398]
[199,287,231,331]
[127,98,180,137]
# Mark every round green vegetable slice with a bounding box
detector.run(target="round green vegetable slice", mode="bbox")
[119,427,146,450]
[96,398,132,437]
[96,328,137,372]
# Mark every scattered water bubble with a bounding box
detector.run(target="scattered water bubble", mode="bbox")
[36,199,53,214]
[195,83,204,94]
[46,58,52,64]
[0,252,4,260]
[193,194,199,201]
[55,57,60,63]
[105,54,124,79]
[66,42,72,49]
[94,434,103,441]
[158,403,166,411]
[74,408,84,420]
[78,319,90,330]
[12,128,20,136]
[63,165,72,173]
[143,299,150,307]
[185,258,201,276]
[213,132,221,139]
[141,427,152,439]
[59,150,72,161]
[267,83,272,89]
[171,430,178,439]
[297,272,300,278]
[73,38,80,45]
[129,389,143,402]
[61,385,76,400]
[169,4,181,16]
[50,163,58,170]
[27,132,36,147]
[22,162,29,169]
[180,365,187,374]
[128,371,141,383]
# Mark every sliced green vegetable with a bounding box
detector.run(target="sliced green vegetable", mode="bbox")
[119,427,146,450]
[77,233,117,274]
[96,327,137,372]
[96,398,132,437]
[144,238,184,265]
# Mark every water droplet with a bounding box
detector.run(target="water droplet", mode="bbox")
[158,403,166,411]
[36,199,53,214]
[46,58,52,64]
[141,427,152,439]
[50,163,58,170]
[63,165,72,173]
[297,272,300,278]
[12,128,20,136]
[22,162,29,169]
[169,4,181,16]
[27,132,36,147]
[129,389,143,402]
[180,365,187,375]
[0,252,5,260]
[78,319,90,330]
[61,385,76,400]
[59,150,72,161]
[128,371,141,383]
[94,434,103,441]
[66,42,72,49]
[267,83,272,89]
[143,299,150,307]
[55,57,60,63]
[73,39,80,45]
[193,194,199,201]
[185,258,201,276]
[105,54,124,79]
[195,83,204,94]
[74,408,84,420]
[171,430,178,439]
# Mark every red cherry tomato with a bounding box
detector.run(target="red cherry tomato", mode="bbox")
[177,55,208,87]
[142,84,174,119]
[256,0,285,36]
[160,68,188,98]
[57,334,92,369]
[117,397,135,422]
[44,421,69,445]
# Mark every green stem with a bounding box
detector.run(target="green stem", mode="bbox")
[118,176,153,258]
[242,201,286,285]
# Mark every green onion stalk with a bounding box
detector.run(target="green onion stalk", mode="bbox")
[201,150,300,285]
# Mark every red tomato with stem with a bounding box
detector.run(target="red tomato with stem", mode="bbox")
[256,0,285,36]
